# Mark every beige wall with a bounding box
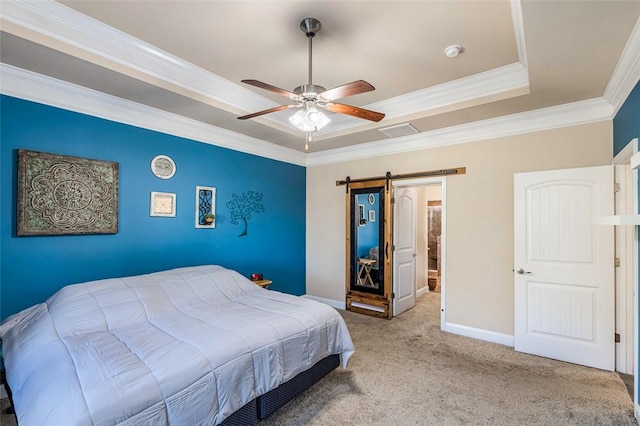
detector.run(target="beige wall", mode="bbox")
[306,121,612,336]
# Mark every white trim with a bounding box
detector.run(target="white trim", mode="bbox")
[416,286,430,297]
[306,98,613,166]
[0,0,634,167]
[603,18,640,116]
[594,215,640,226]
[0,0,530,140]
[442,321,515,347]
[301,294,346,311]
[613,162,636,375]
[510,0,528,70]
[0,0,273,115]
[0,64,307,166]
[319,63,529,138]
[616,138,639,165]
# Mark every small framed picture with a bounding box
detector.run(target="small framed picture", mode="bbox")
[358,204,366,226]
[369,210,376,222]
[150,192,176,217]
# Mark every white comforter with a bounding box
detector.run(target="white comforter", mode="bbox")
[0,265,355,425]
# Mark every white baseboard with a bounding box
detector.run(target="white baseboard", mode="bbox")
[302,294,346,310]
[443,321,515,347]
[416,287,430,297]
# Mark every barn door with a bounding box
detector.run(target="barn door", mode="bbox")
[346,179,392,319]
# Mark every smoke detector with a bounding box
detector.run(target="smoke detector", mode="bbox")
[444,44,463,58]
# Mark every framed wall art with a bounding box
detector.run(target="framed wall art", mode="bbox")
[150,192,176,217]
[150,155,176,179]
[17,149,119,236]
[195,186,216,228]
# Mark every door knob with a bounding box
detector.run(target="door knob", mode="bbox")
[515,268,531,275]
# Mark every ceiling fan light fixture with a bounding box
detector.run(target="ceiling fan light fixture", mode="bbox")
[289,105,330,132]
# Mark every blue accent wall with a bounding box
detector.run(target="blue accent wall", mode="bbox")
[614,82,640,155]
[0,95,306,320]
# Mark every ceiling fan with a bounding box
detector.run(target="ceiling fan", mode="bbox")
[238,17,385,148]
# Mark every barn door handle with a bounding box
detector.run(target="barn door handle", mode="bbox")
[385,242,389,258]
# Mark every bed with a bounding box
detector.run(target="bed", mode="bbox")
[0,265,355,425]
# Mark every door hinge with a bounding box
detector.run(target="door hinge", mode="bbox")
[391,197,395,204]
[392,245,396,251]
[392,292,395,299]
[615,257,621,268]
[614,182,621,192]
[615,333,621,343]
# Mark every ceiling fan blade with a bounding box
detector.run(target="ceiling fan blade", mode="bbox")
[237,104,298,120]
[324,102,385,122]
[319,80,375,101]
[241,80,299,100]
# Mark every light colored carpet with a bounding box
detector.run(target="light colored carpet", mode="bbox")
[0,292,635,425]
[261,292,636,426]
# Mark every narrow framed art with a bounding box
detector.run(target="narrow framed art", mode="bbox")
[195,186,216,228]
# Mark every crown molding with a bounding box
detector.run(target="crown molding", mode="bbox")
[603,16,640,115]
[0,62,614,169]
[319,62,530,139]
[306,98,613,166]
[0,0,276,115]
[308,0,530,138]
[1,0,531,141]
[369,62,529,119]
[0,64,306,166]
[1,0,633,169]
[510,0,528,70]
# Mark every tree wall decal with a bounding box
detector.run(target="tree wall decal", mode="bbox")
[226,191,265,237]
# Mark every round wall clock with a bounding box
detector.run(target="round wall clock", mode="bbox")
[368,193,375,205]
[151,155,176,179]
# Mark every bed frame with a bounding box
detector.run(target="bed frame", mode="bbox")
[1,354,340,425]
[221,354,340,425]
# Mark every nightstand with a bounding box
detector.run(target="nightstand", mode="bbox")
[253,279,272,289]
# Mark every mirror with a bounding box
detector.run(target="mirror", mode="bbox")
[349,186,385,296]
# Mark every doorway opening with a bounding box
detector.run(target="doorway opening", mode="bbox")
[392,177,446,327]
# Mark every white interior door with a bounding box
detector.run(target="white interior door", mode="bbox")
[393,187,417,316]
[514,165,614,370]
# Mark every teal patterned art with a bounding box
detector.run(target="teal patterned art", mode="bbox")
[17,149,119,236]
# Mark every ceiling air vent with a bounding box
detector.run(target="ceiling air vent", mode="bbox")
[378,123,419,138]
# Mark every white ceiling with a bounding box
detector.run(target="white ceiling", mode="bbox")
[1,0,639,158]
